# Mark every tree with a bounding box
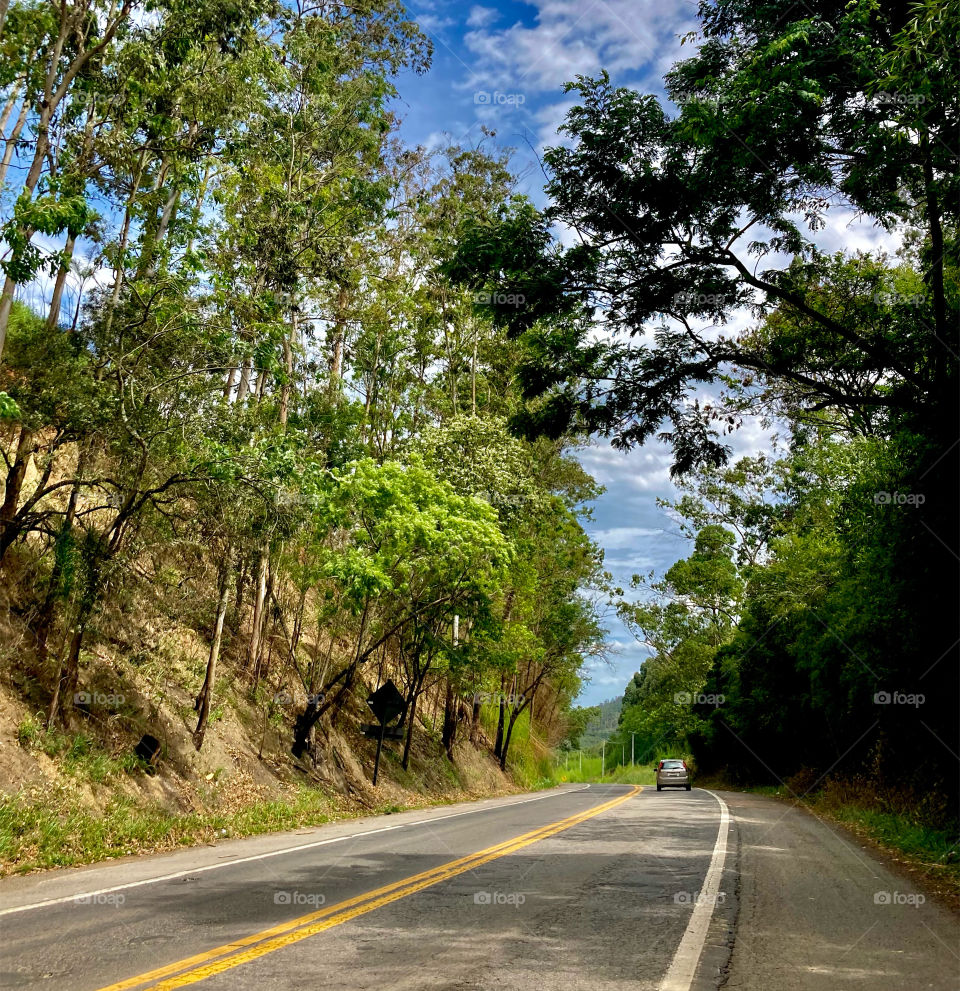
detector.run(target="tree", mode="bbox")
[290,457,511,758]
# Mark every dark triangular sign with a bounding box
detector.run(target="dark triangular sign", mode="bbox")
[367,679,405,725]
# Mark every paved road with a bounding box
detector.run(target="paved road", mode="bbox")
[0,785,956,990]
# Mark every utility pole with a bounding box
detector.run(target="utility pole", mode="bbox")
[631,732,635,766]
[579,749,582,773]
[601,741,605,779]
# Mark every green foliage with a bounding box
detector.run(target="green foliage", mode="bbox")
[0,392,20,420]
[0,0,607,784]
[611,427,958,814]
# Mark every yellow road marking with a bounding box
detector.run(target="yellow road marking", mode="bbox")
[96,786,640,991]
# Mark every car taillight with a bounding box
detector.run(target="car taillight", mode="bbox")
[682,761,687,769]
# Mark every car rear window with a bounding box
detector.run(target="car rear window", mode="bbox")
[661,760,684,768]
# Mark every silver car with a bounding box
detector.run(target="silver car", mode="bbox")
[655,759,691,791]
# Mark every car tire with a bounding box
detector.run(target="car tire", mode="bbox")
[685,784,691,791]
[656,784,662,791]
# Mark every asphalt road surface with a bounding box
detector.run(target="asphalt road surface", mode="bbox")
[1,784,957,989]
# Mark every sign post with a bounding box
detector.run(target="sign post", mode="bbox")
[366,680,405,786]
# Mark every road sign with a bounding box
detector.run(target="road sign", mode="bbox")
[361,723,404,740]
[367,680,405,725]
[366,680,406,785]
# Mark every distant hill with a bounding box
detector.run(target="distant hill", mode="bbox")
[580,696,622,751]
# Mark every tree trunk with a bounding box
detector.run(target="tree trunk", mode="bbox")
[0,0,137,357]
[0,77,19,135]
[441,679,457,761]
[402,689,418,770]
[493,673,506,758]
[45,232,77,331]
[291,661,357,758]
[251,560,274,687]
[279,310,296,427]
[103,151,146,337]
[194,554,231,750]
[0,426,37,564]
[34,447,87,663]
[223,366,237,401]
[47,606,89,729]
[0,110,54,357]
[0,91,28,191]
[236,357,252,404]
[328,286,348,396]
[470,694,482,744]
[246,549,268,676]
[500,710,520,771]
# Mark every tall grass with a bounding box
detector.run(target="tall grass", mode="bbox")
[549,752,655,786]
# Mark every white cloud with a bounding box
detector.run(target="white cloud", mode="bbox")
[590,525,663,549]
[416,13,456,35]
[463,0,697,102]
[466,5,500,29]
[819,207,903,257]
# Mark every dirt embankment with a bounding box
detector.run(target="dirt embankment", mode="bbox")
[0,595,526,875]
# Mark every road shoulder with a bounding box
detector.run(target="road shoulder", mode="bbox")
[719,790,960,991]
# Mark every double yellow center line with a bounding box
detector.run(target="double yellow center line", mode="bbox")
[97,786,640,990]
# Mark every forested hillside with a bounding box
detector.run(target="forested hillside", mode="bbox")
[570,696,621,753]
[0,0,611,862]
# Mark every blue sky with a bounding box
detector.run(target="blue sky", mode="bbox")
[391,1,750,705]
[389,1,901,707]
[395,1,697,189]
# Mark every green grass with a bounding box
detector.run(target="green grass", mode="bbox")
[0,784,340,875]
[472,703,659,788]
[474,703,554,789]
[549,753,656,786]
[18,718,149,782]
[826,805,958,866]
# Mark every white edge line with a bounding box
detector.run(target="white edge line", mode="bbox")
[659,788,731,991]
[0,784,593,918]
